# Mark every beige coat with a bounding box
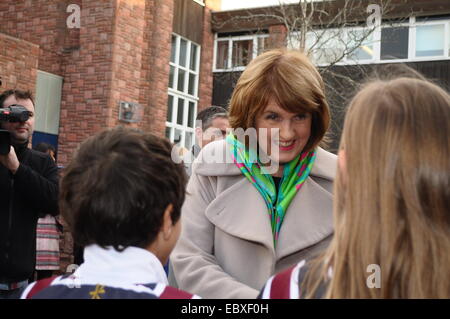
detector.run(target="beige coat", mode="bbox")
[171,139,337,299]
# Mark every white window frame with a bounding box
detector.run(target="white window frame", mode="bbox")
[292,16,450,67]
[298,27,378,65]
[411,17,449,60]
[378,20,412,63]
[166,33,200,150]
[298,28,347,65]
[192,0,205,6]
[344,26,379,64]
[213,33,270,72]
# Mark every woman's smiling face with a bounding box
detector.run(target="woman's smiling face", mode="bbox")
[255,97,312,165]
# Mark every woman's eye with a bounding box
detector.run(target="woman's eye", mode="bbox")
[266,113,278,120]
[295,113,308,120]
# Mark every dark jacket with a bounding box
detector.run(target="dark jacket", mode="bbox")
[0,142,58,283]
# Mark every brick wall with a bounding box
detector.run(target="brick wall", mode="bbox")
[108,0,146,130]
[0,0,83,76]
[144,0,174,136]
[58,0,116,165]
[197,3,214,112]
[0,0,213,271]
[0,33,39,93]
[0,0,214,159]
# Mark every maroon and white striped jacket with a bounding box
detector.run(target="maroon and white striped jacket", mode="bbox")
[21,245,200,299]
[21,275,199,299]
[259,260,329,299]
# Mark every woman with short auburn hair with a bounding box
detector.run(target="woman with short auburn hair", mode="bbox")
[229,49,330,153]
[260,76,450,299]
[171,49,337,298]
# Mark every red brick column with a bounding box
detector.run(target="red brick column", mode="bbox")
[198,5,214,112]
[58,0,117,165]
[108,0,147,129]
[138,0,155,133]
[143,0,175,137]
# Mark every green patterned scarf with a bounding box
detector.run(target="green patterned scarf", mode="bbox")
[226,133,316,245]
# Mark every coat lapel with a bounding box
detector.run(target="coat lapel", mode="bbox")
[276,176,334,260]
[204,177,275,255]
[199,142,336,262]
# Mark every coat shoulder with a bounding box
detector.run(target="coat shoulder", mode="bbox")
[191,139,240,177]
[311,147,337,181]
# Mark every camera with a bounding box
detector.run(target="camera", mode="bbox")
[0,104,31,155]
[0,104,31,122]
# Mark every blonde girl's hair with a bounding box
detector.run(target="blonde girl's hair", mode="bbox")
[305,77,450,298]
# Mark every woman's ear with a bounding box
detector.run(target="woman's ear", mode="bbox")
[162,204,174,241]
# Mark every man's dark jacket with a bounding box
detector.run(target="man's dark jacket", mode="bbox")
[0,142,58,283]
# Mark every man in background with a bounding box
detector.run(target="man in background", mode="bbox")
[0,89,58,298]
[192,105,229,158]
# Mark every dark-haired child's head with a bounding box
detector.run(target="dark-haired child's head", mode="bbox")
[60,126,187,264]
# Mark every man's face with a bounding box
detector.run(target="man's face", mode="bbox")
[201,117,230,148]
[1,95,35,144]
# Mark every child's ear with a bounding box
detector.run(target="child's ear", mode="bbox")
[162,204,174,241]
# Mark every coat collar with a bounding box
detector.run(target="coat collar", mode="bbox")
[204,166,335,260]
[193,139,336,181]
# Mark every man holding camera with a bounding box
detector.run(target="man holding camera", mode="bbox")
[0,89,58,299]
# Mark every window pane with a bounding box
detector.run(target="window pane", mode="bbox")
[174,129,182,145]
[381,27,409,60]
[190,44,198,71]
[309,30,346,64]
[170,35,177,63]
[179,39,188,67]
[188,101,195,128]
[177,98,184,125]
[216,41,229,69]
[185,132,193,150]
[167,95,174,122]
[165,127,172,140]
[347,29,374,61]
[169,65,175,89]
[416,24,445,57]
[188,73,196,96]
[304,32,316,51]
[257,37,269,55]
[232,40,253,67]
[177,69,186,92]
